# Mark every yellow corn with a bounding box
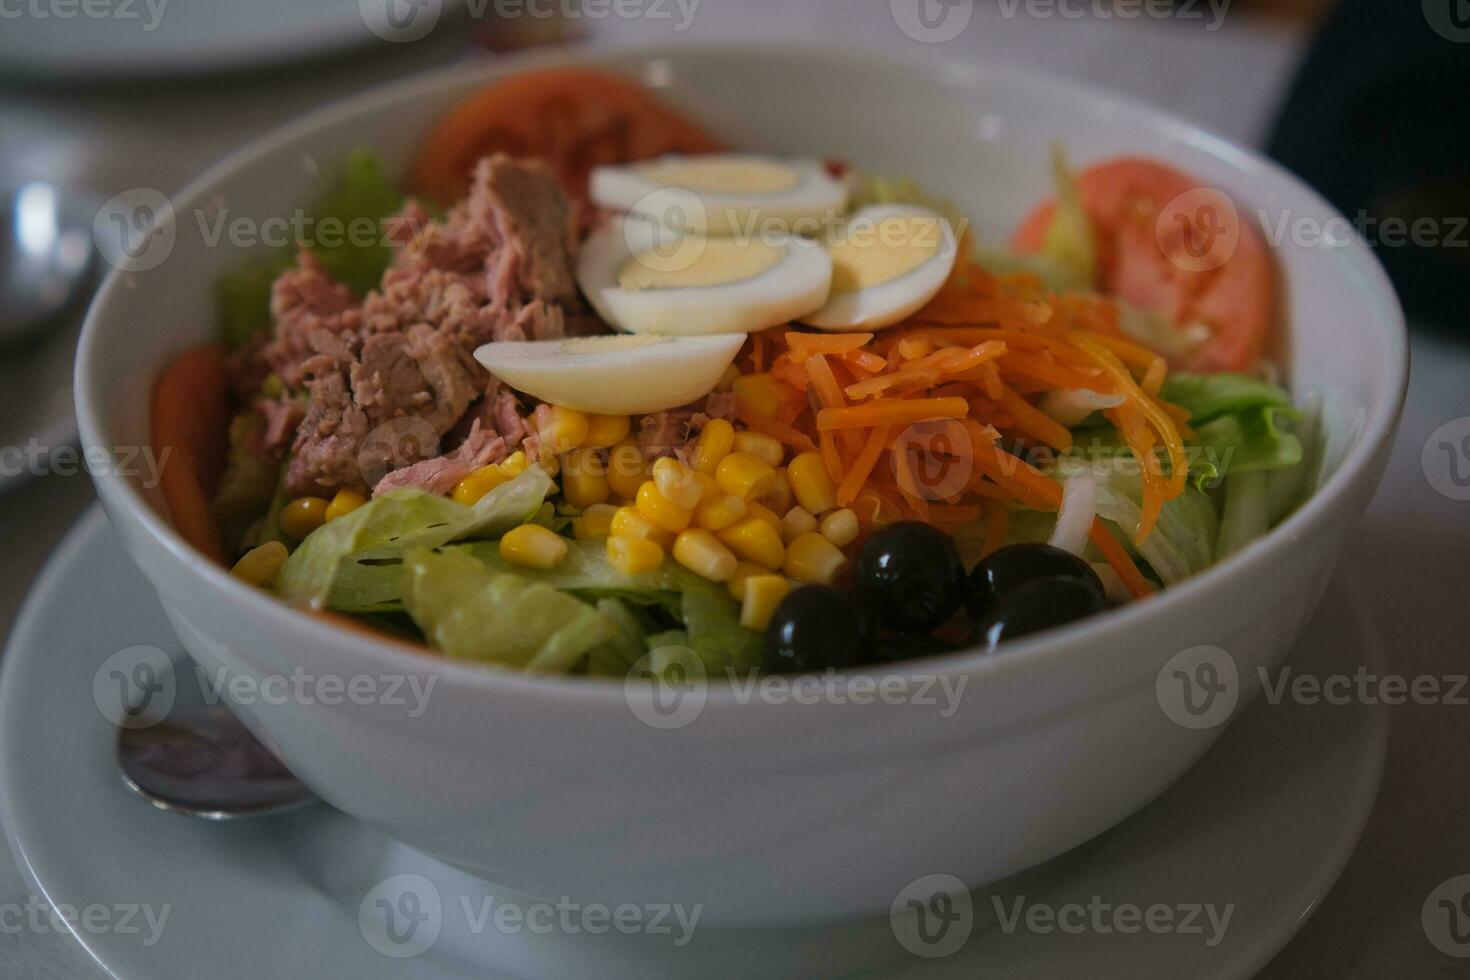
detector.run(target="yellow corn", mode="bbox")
[584,414,631,449]
[788,452,837,515]
[694,470,720,502]
[747,501,783,534]
[652,457,704,511]
[783,532,848,586]
[499,451,530,478]
[324,488,368,523]
[280,496,329,541]
[715,364,740,391]
[697,494,747,532]
[607,534,664,575]
[732,373,782,417]
[231,541,288,588]
[606,438,649,500]
[635,481,693,533]
[820,507,860,547]
[535,452,561,478]
[672,529,739,582]
[452,465,508,506]
[781,506,818,543]
[561,449,610,509]
[727,560,769,601]
[612,505,676,548]
[715,452,776,501]
[740,574,793,631]
[763,466,793,513]
[537,405,590,455]
[691,418,735,473]
[733,431,784,468]
[718,517,786,569]
[572,503,618,540]
[500,523,568,569]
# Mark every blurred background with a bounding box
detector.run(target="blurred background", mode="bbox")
[1,1,1466,976]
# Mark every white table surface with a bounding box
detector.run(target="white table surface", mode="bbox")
[1,4,1466,977]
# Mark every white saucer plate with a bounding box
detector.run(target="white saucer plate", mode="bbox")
[0,509,1387,979]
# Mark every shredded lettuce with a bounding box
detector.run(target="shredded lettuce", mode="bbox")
[1160,373,1303,486]
[1038,145,1096,291]
[212,413,281,553]
[218,257,292,351]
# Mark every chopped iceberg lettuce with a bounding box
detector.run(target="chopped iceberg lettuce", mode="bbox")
[1160,373,1303,486]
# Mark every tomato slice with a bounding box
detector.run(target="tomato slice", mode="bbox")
[1012,157,1275,373]
[412,67,722,206]
[151,344,231,564]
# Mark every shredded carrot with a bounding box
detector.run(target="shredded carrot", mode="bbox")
[838,424,892,506]
[785,331,873,353]
[1089,519,1154,599]
[817,397,970,430]
[736,398,818,454]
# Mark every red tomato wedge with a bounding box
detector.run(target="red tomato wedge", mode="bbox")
[151,344,232,565]
[412,67,722,205]
[1012,157,1275,373]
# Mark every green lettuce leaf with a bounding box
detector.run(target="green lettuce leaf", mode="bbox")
[1160,373,1302,485]
[310,148,404,296]
[218,256,292,351]
[402,549,616,672]
[212,413,282,553]
[275,468,553,610]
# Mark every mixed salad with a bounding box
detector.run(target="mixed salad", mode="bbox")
[151,67,1308,677]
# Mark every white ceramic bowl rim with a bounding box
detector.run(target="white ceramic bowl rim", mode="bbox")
[75,41,1410,708]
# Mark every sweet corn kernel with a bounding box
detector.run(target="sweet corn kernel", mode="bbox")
[325,488,368,523]
[715,363,740,391]
[727,561,769,601]
[584,414,631,449]
[452,465,508,506]
[231,541,288,588]
[561,449,610,509]
[607,534,664,575]
[820,507,860,547]
[652,457,704,511]
[499,451,530,477]
[697,494,747,532]
[718,517,785,569]
[781,506,818,543]
[788,452,837,515]
[281,497,329,541]
[535,452,561,478]
[694,470,720,502]
[691,418,735,473]
[733,431,784,468]
[672,529,738,582]
[732,373,782,417]
[537,405,590,455]
[635,481,693,533]
[612,506,676,548]
[747,501,783,533]
[783,532,848,586]
[715,452,776,500]
[763,466,793,513]
[606,438,648,500]
[500,524,568,569]
[740,574,793,631]
[572,503,618,540]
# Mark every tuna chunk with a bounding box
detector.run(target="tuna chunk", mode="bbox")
[371,421,507,497]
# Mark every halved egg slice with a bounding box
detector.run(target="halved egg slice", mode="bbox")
[590,154,848,236]
[800,204,959,331]
[473,333,745,415]
[577,215,832,336]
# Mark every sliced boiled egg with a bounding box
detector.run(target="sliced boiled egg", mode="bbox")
[577,214,832,336]
[800,204,959,331]
[473,333,745,416]
[590,154,848,236]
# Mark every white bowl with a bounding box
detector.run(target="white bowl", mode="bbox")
[76,43,1407,926]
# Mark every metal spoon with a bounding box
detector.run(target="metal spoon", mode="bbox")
[0,181,98,347]
[117,654,319,820]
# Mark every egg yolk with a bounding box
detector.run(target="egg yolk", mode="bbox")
[827,215,942,293]
[561,334,673,355]
[641,158,800,194]
[619,238,786,290]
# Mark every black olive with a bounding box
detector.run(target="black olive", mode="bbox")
[763,586,872,673]
[974,575,1107,649]
[965,543,1106,620]
[854,522,966,632]
[862,630,958,666]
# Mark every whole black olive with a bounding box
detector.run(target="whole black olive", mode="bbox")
[965,543,1106,620]
[763,586,872,673]
[974,575,1107,648]
[854,522,966,632]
